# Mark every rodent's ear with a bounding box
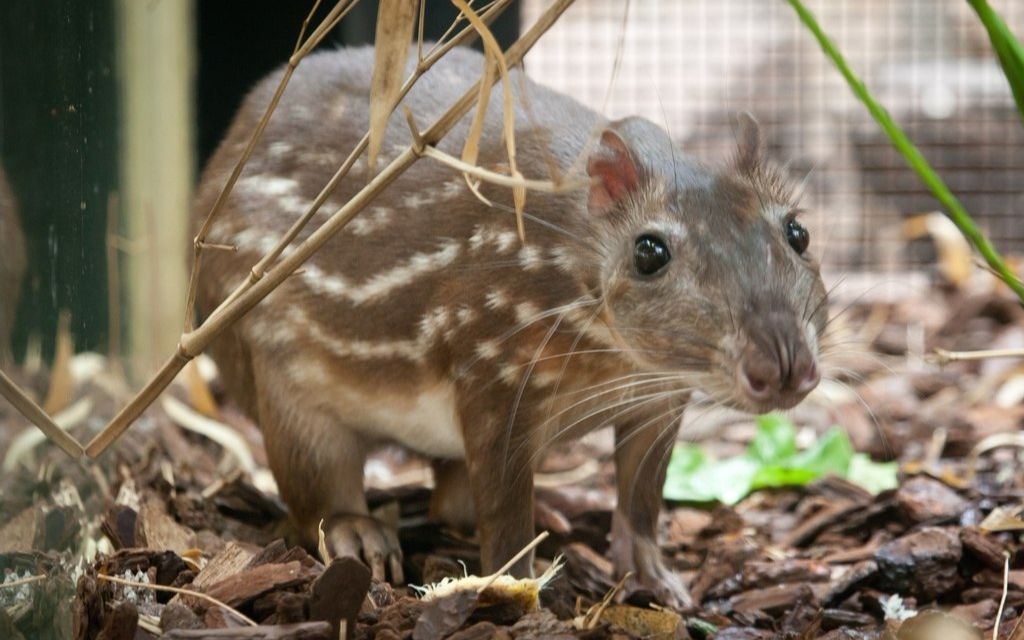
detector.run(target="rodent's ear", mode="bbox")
[735,112,762,172]
[587,128,642,213]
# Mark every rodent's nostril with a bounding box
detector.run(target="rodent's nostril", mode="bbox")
[739,352,782,401]
[795,361,820,395]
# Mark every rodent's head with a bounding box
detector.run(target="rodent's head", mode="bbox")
[580,115,826,413]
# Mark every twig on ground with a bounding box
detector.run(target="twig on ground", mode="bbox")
[0,574,46,590]
[582,571,633,629]
[98,573,258,627]
[480,531,550,592]
[996,551,1011,640]
[931,347,1024,364]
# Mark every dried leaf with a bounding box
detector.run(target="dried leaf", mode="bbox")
[42,311,74,414]
[597,604,682,640]
[903,212,973,287]
[461,47,497,205]
[452,0,524,238]
[979,505,1024,533]
[184,359,219,418]
[412,589,480,640]
[368,0,419,172]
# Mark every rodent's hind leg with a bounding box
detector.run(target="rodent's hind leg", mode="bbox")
[254,384,403,582]
[611,411,692,609]
[429,459,476,532]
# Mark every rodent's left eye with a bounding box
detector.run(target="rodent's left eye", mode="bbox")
[785,219,809,255]
[634,235,671,276]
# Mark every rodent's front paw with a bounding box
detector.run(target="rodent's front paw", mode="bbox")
[627,562,692,611]
[613,535,692,610]
[324,514,403,584]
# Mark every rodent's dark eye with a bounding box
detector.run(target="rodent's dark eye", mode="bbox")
[634,235,671,276]
[785,219,809,255]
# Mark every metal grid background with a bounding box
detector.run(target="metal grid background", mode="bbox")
[520,0,1024,285]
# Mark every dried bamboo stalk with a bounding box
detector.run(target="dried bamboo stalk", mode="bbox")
[83,0,577,458]
[183,0,359,332]
[214,0,512,314]
[0,369,84,459]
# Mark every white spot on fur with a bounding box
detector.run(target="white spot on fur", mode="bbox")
[280,306,436,362]
[529,370,560,388]
[350,207,394,235]
[440,179,464,199]
[455,305,475,325]
[518,245,543,271]
[418,306,450,339]
[514,301,542,324]
[238,175,298,197]
[475,339,500,360]
[469,226,518,254]
[550,246,575,273]
[498,363,519,385]
[268,142,292,158]
[402,192,437,209]
[229,239,461,306]
[484,289,508,310]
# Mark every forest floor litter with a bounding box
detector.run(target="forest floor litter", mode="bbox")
[1,276,1023,639]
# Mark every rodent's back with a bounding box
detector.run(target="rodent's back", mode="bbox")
[193,46,605,411]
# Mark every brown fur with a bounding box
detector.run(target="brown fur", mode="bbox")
[193,46,827,606]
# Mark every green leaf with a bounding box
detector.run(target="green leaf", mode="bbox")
[969,0,1024,127]
[847,454,899,495]
[663,445,759,505]
[749,413,798,464]
[787,427,854,477]
[663,416,897,504]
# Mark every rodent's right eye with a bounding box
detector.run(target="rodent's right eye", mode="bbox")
[634,235,671,276]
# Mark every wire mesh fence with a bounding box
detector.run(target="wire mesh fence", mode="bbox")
[521,0,1024,296]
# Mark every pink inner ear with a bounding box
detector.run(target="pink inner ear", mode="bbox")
[587,130,640,212]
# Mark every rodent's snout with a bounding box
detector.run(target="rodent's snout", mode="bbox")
[734,322,820,410]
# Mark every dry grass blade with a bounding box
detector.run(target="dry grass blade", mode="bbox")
[368,0,420,172]
[421,145,585,193]
[161,396,256,473]
[451,0,526,238]
[83,0,576,458]
[98,574,257,627]
[460,47,497,205]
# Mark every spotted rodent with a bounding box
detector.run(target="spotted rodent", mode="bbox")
[194,46,826,606]
[0,168,26,359]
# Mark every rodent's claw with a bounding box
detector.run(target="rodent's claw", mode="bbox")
[325,514,404,584]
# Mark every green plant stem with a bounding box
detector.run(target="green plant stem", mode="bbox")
[968,0,1024,127]
[786,0,1024,303]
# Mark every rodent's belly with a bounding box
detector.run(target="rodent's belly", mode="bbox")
[321,377,466,459]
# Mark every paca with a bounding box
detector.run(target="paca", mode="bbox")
[194,46,827,607]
